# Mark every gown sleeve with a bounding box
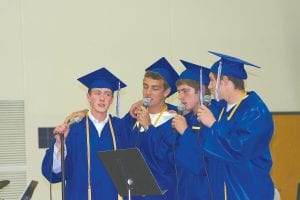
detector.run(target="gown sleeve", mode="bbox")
[204,103,274,162]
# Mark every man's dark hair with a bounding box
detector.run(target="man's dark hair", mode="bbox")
[144,71,170,90]
[227,76,245,90]
[212,73,245,90]
[176,79,210,95]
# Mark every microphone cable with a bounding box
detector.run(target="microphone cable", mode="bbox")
[171,104,185,200]
[199,95,214,199]
[48,137,55,200]
[197,127,215,200]
[172,133,180,200]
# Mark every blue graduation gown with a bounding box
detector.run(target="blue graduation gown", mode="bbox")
[203,91,274,200]
[42,115,128,200]
[122,103,177,200]
[174,112,212,200]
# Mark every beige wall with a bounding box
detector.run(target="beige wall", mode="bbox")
[0,0,299,199]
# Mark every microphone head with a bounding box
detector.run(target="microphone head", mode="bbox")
[177,103,185,115]
[74,115,82,123]
[143,98,151,107]
[67,115,83,126]
[203,95,211,106]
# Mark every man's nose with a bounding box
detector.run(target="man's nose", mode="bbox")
[99,94,105,100]
[178,92,184,101]
[145,88,152,96]
[208,82,213,90]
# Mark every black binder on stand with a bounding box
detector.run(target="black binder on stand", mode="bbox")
[97,148,165,199]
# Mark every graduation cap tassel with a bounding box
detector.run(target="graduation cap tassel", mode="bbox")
[199,68,203,105]
[215,61,222,101]
[116,81,121,117]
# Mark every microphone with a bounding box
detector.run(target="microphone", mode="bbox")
[54,115,83,136]
[198,95,211,129]
[173,104,185,134]
[142,97,151,108]
[66,115,83,126]
[177,103,185,115]
[137,98,151,132]
[203,95,211,107]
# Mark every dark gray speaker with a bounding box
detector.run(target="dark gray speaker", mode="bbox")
[38,127,54,148]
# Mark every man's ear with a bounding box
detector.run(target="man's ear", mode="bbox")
[221,76,230,85]
[86,92,91,103]
[110,95,114,104]
[163,87,171,98]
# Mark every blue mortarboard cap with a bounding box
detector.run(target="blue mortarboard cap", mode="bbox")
[209,51,260,79]
[78,67,126,92]
[145,57,179,96]
[179,60,210,86]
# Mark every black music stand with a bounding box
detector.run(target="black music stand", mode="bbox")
[20,180,38,200]
[0,180,9,190]
[97,148,165,200]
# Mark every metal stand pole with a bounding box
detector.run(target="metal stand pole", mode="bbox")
[60,135,65,200]
[128,189,131,200]
[127,178,133,200]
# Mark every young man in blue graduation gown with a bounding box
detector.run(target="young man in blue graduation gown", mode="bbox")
[41,67,128,200]
[136,60,215,200]
[123,57,179,200]
[197,51,275,199]
[171,60,215,200]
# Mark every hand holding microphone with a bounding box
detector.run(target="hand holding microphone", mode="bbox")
[198,94,216,127]
[136,98,151,131]
[172,104,187,135]
[129,98,151,118]
[54,115,84,147]
[203,95,211,107]
[197,104,216,128]
[177,103,185,115]
[64,109,88,124]
[142,97,151,109]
